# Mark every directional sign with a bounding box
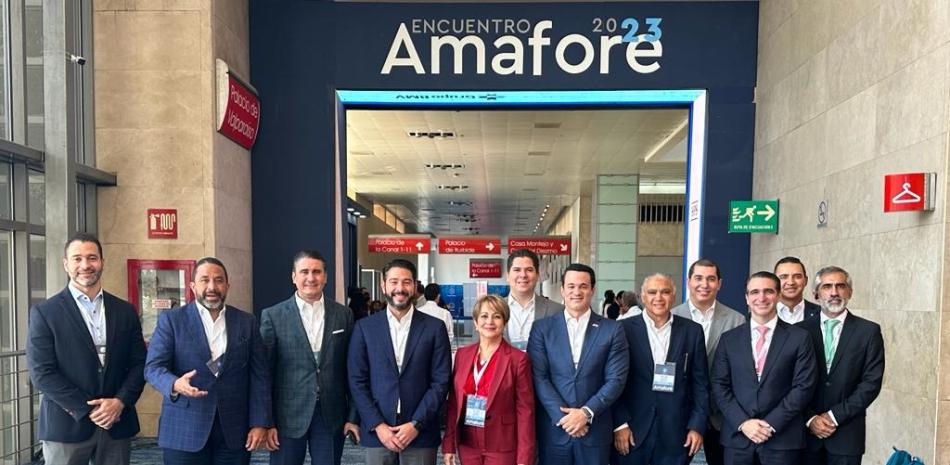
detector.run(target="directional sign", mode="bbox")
[729,200,779,234]
[470,259,503,278]
[438,236,501,254]
[368,235,431,254]
[507,236,572,255]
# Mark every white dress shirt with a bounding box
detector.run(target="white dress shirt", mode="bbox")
[69,283,107,364]
[643,311,673,364]
[806,310,849,428]
[564,309,591,369]
[387,306,414,414]
[750,316,778,380]
[417,300,454,345]
[296,293,325,353]
[777,300,806,324]
[507,295,536,343]
[197,302,228,361]
[687,299,716,345]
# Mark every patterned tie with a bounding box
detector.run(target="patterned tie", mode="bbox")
[754,325,770,377]
[824,319,841,369]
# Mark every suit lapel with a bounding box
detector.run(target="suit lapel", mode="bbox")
[631,317,654,365]
[759,322,789,383]
[828,315,856,375]
[576,313,603,373]
[103,293,118,368]
[553,313,572,374]
[375,311,399,375]
[186,304,213,363]
[666,317,686,362]
[221,306,243,372]
[58,290,98,358]
[734,323,758,382]
[286,296,317,369]
[486,342,512,411]
[708,309,728,358]
[399,310,426,375]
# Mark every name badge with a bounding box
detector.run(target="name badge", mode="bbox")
[652,362,676,393]
[206,355,224,377]
[464,395,488,427]
[96,345,107,366]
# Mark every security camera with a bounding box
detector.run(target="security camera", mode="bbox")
[67,53,86,66]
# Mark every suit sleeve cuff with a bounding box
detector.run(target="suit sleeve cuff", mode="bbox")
[827,411,839,426]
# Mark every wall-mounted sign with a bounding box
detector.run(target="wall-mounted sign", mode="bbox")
[438,236,501,254]
[470,259,503,278]
[884,172,935,212]
[817,200,828,228]
[368,234,431,254]
[507,236,571,255]
[728,200,779,234]
[216,59,261,150]
[147,209,178,239]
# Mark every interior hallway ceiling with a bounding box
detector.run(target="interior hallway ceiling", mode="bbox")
[346,108,688,237]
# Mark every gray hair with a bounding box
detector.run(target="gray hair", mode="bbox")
[620,291,639,308]
[641,273,676,293]
[813,266,852,293]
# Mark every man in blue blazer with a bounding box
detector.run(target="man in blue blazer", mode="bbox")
[712,272,817,465]
[612,273,709,465]
[260,250,360,465]
[528,263,629,465]
[27,233,146,464]
[774,257,821,324]
[145,257,272,465]
[347,259,451,465]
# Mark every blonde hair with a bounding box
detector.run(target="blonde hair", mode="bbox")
[472,294,510,324]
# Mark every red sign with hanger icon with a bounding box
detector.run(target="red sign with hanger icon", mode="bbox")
[884,172,934,212]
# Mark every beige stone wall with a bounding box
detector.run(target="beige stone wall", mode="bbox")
[93,0,252,436]
[752,1,949,463]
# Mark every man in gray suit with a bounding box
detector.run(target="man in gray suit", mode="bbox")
[261,250,360,465]
[505,248,564,350]
[672,258,745,465]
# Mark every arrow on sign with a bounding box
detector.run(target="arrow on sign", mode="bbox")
[560,244,568,252]
[486,242,495,251]
[415,242,424,251]
[756,204,776,221]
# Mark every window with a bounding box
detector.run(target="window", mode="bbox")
[24,0,43,149]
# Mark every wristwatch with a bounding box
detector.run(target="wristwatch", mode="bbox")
[410,420,422,430]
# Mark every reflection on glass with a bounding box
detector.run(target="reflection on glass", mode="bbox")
[25,1,43,149]
[0,164,10,220]
[28,235,44,308]
[0,231,10,352]
[27,171,43,226]
[139,269,187,340]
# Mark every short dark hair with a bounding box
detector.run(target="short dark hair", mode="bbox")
[193,257,229,282]
[688,258,721,279]
[423,283,441,300]
[604,289,615,300]
[773,256,807,276]
[746,271,780,292]
[292,250,327,271]
[507,248,540,271]
[561,263,596,288]
[64,232,103,258]
[383,259,417,281]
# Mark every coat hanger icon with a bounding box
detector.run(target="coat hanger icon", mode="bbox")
[892,182,922,204]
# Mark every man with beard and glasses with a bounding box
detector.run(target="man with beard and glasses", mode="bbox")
[799,266,884,465]
[145,257,272,465]
[348,259,451,465]
[27,233,147,465]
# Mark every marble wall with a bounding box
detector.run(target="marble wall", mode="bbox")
[93,0,252,436]
[752,0,949,463]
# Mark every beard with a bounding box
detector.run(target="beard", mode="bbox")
[197,291,227,311]
[384,290,413,311]
[72,269,102,288]
[820,296,848,315]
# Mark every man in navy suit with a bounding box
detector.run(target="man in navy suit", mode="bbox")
[347,259,451,465]
[260,250,360,465]
[27,233,146,465]
[801,266,885,465]
[145,257,272,465]
[774,257,821,324]
[528,263,629,465]
[712,271,817,465]
[612,273,709,465]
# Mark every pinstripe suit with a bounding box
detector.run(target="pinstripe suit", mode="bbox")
[145,303,272,457]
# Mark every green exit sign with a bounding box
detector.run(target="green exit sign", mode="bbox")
[729,200,779,234]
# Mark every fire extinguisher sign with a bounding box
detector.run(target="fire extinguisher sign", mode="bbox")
[147,209,178,239]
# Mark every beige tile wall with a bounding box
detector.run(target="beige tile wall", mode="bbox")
[93,0,253,436]
[752,0,950,463]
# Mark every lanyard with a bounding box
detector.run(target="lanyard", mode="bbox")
[473,350,494,391]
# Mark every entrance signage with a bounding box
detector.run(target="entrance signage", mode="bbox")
[469,259,503,278]
[147,209,178,239]
[507,236,571,255]
[368,235,432,254]
[438,236,501,254]
[216,59,261,150]
[729,200,779,234]
[884,172,935,212]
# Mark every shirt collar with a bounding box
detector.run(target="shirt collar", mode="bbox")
[508,294,536,311]
[196,300,227,321]
[387,306,414,326]
[68,282,103,303]
[563,308,591,325]
[751,315,778,332]
[642,310,673,331]
[819,309,849,325]
[777,299,805,315]
[688,299,716,318]
[295,292,324,311]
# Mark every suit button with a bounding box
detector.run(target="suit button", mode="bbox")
[826,382,831,386]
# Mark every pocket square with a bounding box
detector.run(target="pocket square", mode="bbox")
[332,329,345,334]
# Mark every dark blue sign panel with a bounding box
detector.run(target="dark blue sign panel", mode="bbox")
[441,285,465,319]
[488,285,511,299]
[250,1,757,311]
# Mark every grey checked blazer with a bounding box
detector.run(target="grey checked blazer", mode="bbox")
[260,295,357,437]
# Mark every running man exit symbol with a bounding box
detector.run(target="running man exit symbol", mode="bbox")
[729,200,779,234]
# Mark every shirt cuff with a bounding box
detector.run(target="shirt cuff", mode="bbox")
[581,406,594,424]
[806,415,817,427]
[613,423,629,433]
[827,410,839,426]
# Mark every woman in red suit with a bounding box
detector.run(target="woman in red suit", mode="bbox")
[443,295,535,465]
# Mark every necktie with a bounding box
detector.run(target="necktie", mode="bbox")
[823,319,841,368]
[754,325,770,377]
